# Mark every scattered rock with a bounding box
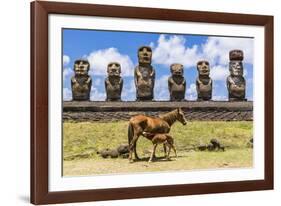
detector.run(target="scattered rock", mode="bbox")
[98,144,130,159]
[99,149,111,158]
[207,143,215,151]
[197,144,207,151]
[109,149,119,158]
[117,144,129,155]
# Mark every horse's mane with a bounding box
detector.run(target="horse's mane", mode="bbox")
[159,109,178,126]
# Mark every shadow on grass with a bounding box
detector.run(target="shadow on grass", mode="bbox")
[132,155,182,163]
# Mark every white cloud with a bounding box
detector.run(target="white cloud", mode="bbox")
[90,86,106,101]
[201,37,253,65]
[63,87,72,101]
[86,48,134,76]
[63,55,70,66]
[150,35,253,69]
[63,67,73,80]
[93,77,102,86]
[210,65,229,81]
[212,95,228,101]
[186,83,197,100]
[152,35,201,68]
[122,79,136,101]
[154,75,170,100]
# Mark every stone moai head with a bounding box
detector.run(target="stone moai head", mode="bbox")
[168,63,186,101]
[74,59,90,77]
[138,46,152,65]
[105,62,123,101]
[196,60,212,101]
[197,60,210,77]
[135,46,155,101]
[229,50,244,76]
[107,62,121,77]
[71,59,92,101]
[170,63,184,77]
[227,50,246,101]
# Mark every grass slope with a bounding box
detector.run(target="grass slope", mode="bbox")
[63,121,253,176]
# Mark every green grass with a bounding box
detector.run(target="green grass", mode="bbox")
[63,121,253,176]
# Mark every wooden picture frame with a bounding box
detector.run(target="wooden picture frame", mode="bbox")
[31,1,274,204]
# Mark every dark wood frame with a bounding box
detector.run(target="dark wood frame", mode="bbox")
[31,1,274,204]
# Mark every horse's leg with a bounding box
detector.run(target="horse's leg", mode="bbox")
[149,144,157,162]
[171,144,177,158]
[129,133,139,163]
[166,144,171,160]
[134,140,140,160]
[163,144,167,158]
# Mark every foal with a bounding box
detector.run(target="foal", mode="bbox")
[142,132,177,162]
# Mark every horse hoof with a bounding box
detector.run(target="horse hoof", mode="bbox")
[129,159,134,163]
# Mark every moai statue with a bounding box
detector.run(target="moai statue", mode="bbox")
[168,63,186,101]
[105,62,123,101]
[71,59,92,101]
[196,60,212,101]
[227,50,246,101]
[134,46,155,101]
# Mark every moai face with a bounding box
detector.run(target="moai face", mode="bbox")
[71,59,92,101]
[168,63,186,101]
[171,63,184,77]
[196,60,212,101]
[197,61,210,76]
[107,62,121,77]
[138,46,152,65]
[229,61,243,76]
[229,49,244,77]
[105,62,123,101]
[74,59,90,76]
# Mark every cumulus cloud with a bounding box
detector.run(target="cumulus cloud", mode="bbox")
[212,95,228,101]
[154,75,170,100]
[122,79,136,101]
[86,48,134,76]
[150,35,253,83]
[90,85,106,101]
[201,37,253,65]
[63,55,70,66]
[152,35,202,68]
[63,67,73,80]
[63,87,72,101]
[186,83,197,100]
[210,65,229,81]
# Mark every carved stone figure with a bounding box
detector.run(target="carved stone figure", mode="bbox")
[196,60,212,101]
[227,50,246,101]
[105,62,123,101]
[134,46,155,101]
[168,63,186,101]
[71,59,92,101]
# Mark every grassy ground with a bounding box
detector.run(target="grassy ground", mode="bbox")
[63,121,253,176]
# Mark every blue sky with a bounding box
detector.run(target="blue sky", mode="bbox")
[63,29,253,101]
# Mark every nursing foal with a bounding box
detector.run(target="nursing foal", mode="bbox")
[142,132,177,162]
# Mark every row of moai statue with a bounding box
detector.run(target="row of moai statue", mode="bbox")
[71,47,246,101]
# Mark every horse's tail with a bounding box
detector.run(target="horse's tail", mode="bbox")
[128,122,134,145]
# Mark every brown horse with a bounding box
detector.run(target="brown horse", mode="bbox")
[128,108,187,162]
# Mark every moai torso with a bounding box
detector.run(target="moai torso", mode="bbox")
[71,59,92,101]
[168,63,186,101]
[105,62,123,101]
[134,46,155,101]
[227,50,246,101]
[196,61,212,101]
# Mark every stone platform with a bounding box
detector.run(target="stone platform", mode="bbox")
[63,101,253,122]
